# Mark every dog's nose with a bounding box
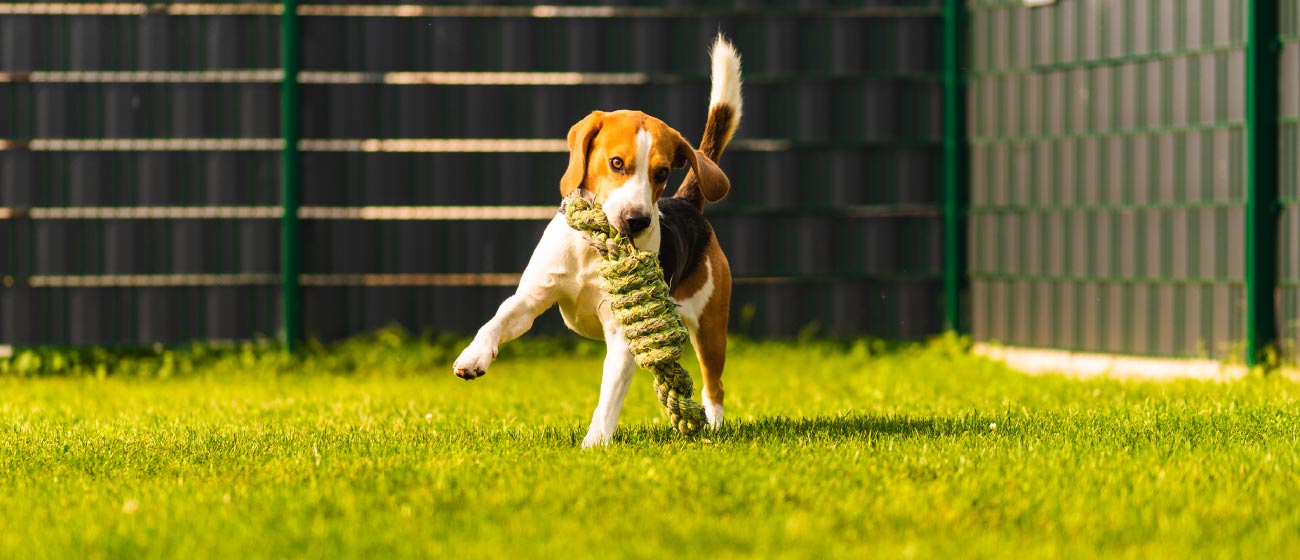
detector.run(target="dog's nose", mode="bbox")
[621,212,652,236]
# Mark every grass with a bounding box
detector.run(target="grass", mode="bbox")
[2,329,1299,559]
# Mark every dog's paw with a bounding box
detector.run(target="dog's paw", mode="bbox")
[581,429,613,449]
[453,366,485,380]
[452,341,496,381]
[704,402,724,428]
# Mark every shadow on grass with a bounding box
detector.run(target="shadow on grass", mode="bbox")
[611,412,1000,446]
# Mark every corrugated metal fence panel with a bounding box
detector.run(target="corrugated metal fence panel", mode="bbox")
[1,11,282,345]
[1281,0,1300,364]
[293,3,946,340]
[1,1,946,345]
[966,0,1248,358]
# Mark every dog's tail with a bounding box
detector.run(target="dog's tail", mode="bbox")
[676,33,742,210]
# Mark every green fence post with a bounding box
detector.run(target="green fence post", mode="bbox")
[280,0,302,352]
[1246,0,1279,366]
[942,0,968,333]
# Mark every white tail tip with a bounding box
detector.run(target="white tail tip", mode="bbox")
[708,34,743,119]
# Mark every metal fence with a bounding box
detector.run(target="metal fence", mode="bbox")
[965,0,1294,365]
[1282,0,1299,362]
[0,1,947,347]
[3,1,1298,366]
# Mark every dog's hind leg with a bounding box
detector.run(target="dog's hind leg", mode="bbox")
[688,252,731,428]
[582,329,636,448]
[691,307,728,428]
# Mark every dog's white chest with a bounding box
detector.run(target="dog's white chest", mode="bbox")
[536,214,677,341]
[521,215,610,340]
[556,249,610,340]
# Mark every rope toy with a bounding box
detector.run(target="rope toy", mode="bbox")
[563,192,707,435]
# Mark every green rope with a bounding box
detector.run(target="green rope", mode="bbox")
[563,192,707,435]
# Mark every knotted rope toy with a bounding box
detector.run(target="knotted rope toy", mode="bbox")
[563,191,708,435]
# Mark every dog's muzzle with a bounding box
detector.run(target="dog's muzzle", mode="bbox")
[619,211,652,237]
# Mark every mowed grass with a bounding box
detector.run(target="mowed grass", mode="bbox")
[3,331,1299,559]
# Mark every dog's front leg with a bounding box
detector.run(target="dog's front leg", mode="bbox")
[453,289,553,380]
[581,329,636,448]
[453,217,574,380]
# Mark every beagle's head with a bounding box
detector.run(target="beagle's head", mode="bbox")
[559,110,729,247]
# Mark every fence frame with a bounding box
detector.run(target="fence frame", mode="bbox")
[942,0,968,333]
[280,0,303,352]
[1245,0,1280,366]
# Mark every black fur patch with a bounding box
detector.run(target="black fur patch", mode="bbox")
[656,197,713,291]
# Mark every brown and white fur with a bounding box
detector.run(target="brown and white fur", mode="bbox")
[453,35,742,448]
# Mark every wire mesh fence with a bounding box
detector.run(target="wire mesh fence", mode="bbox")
[966,0,1252,359]
[1281,0,1299,363]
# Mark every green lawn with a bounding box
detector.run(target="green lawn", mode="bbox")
[2,331,1299,559]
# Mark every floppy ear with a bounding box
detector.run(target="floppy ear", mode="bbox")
[673,133,730,203]
[559,111,605,197]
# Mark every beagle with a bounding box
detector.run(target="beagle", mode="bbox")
[453,35,743,448]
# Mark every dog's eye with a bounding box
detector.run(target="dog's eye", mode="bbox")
[654,168,670,182]
[609,156,624,172]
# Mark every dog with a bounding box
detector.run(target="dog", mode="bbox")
[452,35,743,448]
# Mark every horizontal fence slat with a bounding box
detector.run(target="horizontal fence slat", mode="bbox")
[0,205,942,221]
[0,3,282,15]
[968,122,1248,146]
[0,138,939,153]
[0,207,284,220]
[0,70,284,83]
[298,5,943,18]
[1,273,941,289]
[0,3,941,18]
[0,139,282,152]
[0,70,940,85]
[299,206,558,220]
[20,274,281,288]
[970,201,1247,213]
[970,273,1243,287]
[968,43,1248,77]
